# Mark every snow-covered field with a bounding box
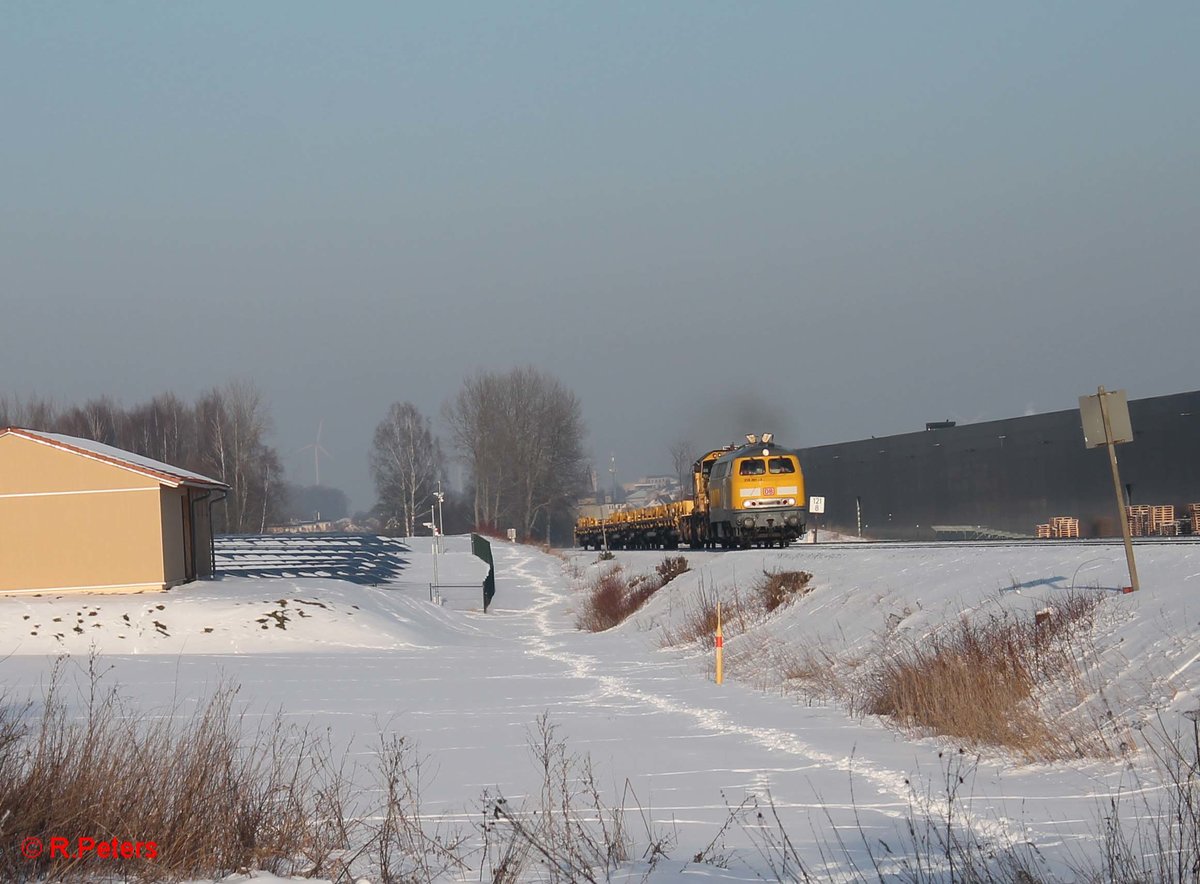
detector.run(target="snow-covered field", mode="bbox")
[2,535,1199,881]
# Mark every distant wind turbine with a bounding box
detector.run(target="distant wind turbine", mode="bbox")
[298,419,333,486]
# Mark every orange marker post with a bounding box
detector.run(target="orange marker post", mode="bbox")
[715,601,724,685]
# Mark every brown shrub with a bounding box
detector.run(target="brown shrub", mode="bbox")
[576,567,631,632]
[857,590,1111,761]
[576,557,690,632]
[655,555,690,584]
[754,570,813,613]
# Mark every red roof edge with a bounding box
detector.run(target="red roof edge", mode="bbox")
[0,427,229,490]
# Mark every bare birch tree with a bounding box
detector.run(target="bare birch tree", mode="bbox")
[2,385,283,534]
[370,402,445,537]
[195,381,282,533]
[669,438,694,499]
[444,366,587,541]
[0,396,57,430]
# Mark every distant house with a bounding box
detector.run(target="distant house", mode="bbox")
[0,428,229,594]
[622,475,683,508]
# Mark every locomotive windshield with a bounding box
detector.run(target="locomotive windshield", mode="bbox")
[768,457,796,474]
[738,459,766,475]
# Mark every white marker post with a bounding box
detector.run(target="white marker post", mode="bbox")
[809,496,825,543]
[1079,386,1138,592]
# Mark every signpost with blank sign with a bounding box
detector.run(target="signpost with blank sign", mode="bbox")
[1079,386,1138,592]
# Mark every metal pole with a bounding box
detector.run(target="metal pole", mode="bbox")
[431,506,440,593]
[436,483,445,555]
[1098,386,1139,592]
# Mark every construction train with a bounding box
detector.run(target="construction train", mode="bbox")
[574,434,806,550]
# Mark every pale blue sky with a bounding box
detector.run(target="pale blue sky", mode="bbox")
[2,3,1197,508]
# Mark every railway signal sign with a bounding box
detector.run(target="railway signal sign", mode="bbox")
[808,496,826,543]
[1079,386,1139,592]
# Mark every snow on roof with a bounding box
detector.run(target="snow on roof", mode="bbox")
[1,427,228,489]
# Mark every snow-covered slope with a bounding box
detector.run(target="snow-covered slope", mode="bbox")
[590,541,1200,724]
[0,537,1197,881]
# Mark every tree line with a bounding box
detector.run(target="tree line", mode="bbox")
[3,366,591,543]
[0,382,282,533]
[372,366,589,544]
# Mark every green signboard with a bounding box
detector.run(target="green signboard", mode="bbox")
[471,533,496,612]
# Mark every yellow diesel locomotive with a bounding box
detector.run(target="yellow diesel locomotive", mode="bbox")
[575,434,806,550]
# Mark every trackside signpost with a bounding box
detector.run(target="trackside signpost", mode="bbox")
[471,533,496,611]
[1079,386,1138,592]
[809,496,825,543]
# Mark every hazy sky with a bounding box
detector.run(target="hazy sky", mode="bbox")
[3,3,1197,510]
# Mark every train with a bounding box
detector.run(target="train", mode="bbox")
[575,434,807,550]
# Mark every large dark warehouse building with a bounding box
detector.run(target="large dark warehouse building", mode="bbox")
[799,389,1200,541]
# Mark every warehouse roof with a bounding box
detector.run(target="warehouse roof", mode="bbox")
[0,427,228,490]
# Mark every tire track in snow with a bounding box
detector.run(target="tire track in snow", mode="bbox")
[500,549,1030,847]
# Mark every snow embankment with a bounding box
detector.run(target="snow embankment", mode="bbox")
[572,542,1200,726]
[0,549,490,656]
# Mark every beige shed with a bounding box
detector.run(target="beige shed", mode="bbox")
[0,428,228,595]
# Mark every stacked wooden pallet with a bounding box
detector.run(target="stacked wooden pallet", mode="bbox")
[1151,505,1176,536]
[1050,516,1080,539]
[1036,523,1052,538]
[1126,505,1151,537]
[1190,503,1200,536]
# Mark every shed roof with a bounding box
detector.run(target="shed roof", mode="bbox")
[0,427,229,490]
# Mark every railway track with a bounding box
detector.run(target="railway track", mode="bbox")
[784,535,1200,551]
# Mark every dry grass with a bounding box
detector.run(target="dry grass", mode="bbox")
[479,713,672,883]
[660,582,751,649]
[856,590,1113,761]
[0,658,467,883]
[753,570,813,613]
[0,664,349,881]
[576,557,689,632]
[775,644,854,704]
[1093,716,1200,884]
[658,570,809,652]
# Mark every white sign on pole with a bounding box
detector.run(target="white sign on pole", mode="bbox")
[809,496,825,514]
[1079,389,1133,448]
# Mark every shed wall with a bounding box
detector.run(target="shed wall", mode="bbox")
[0,434,169,593]
[0,490,166,593]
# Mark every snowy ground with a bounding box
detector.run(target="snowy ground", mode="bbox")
[2,535,1199,881]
